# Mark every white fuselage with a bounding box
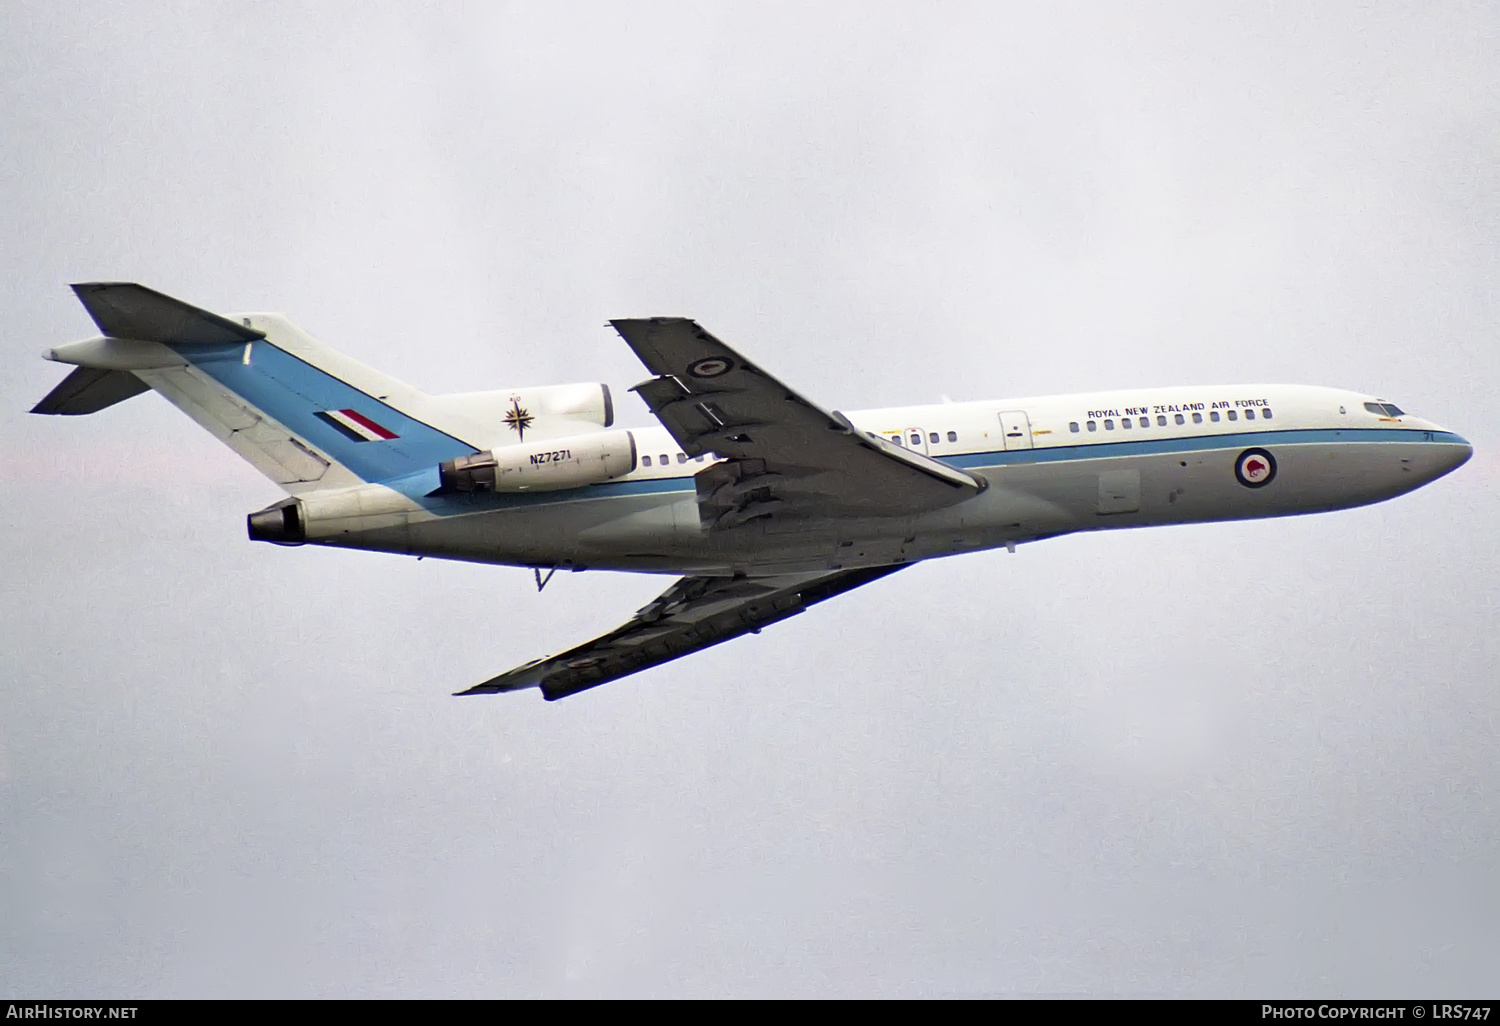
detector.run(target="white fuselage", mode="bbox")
[306,383,1471,576]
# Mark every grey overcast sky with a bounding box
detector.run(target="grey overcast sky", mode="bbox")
[2,1,1497,997]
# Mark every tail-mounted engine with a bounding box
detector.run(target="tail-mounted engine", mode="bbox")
[438,429,638,494]
[247,497,305,544]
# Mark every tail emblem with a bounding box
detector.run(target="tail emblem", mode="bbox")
[504,398,534,440]
[314,408,400,442]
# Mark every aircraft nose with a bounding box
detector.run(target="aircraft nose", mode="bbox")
[1452,436,1473,470]
[1426,433,1473,481]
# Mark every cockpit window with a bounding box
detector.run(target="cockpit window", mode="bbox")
[1364,401,1405,417]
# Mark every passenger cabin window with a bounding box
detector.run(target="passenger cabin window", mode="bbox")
[1087,420,1097,432]
[1263,409,1273,420]
[1157,415,1167,426]
[1069,422,1080,433]
[1122,418,1132,429]
[1227,411,1237,421]
[910,432,921,446]
[1104,419,1115,430]
[1245,409,1255,420]
[929,432,939,444]
[642,456,652,466]
[1209,412,1220,422]
[1139,417,1149,428]
[946,431,957,442]
[1174,413,1185,425]
[1192,412,1203,423]
[659,453,670,463]
[677,452,688,462]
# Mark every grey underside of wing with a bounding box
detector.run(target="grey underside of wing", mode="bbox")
[31,366,150,415]
[458,564,906,701]
[614,317,982,522]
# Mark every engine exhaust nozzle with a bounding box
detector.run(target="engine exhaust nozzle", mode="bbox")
[247,498,305,545]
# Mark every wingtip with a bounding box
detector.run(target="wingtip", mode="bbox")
[453,680,508,696]
[453,669,545,697]
[452,685,539,698]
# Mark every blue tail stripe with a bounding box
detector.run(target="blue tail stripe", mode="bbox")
[177,342,477,482]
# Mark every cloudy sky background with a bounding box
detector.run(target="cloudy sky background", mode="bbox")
[2,1,1496,996]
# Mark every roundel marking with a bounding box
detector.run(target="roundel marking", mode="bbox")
[1235,447,1277,488]
[687,356,733,378]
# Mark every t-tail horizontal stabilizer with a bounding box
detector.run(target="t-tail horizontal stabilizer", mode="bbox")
[32,281,482,493]
[69,282,264,345]
[31,366,149,415]
[31,282,263,417]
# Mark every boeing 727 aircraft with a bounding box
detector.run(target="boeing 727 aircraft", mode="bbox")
[33,284,1472,700]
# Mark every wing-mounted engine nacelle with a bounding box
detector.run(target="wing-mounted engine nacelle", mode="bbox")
[438,429,638,494]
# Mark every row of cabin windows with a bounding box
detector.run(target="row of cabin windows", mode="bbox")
[641,428,965,468]
[1068,409,1274,433]
[891,430,960,447]
[641,452,707,468]
[642,406,1281,465]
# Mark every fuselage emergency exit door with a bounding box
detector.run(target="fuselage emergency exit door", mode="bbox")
[998,410,1033,451]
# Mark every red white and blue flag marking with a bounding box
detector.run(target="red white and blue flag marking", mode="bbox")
[314,408,400,442]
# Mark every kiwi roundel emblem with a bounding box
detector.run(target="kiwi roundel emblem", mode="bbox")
[1235,447,1277,488]
[687,356,733,378]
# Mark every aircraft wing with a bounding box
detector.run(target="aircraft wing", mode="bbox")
[616,318,984,525]
[458,565,905,700]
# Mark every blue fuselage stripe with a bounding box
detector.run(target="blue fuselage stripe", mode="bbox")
[424,427,1468,512]
[944,427,1468,469]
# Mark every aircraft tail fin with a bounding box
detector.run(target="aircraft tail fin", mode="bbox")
[33,283,480,495]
